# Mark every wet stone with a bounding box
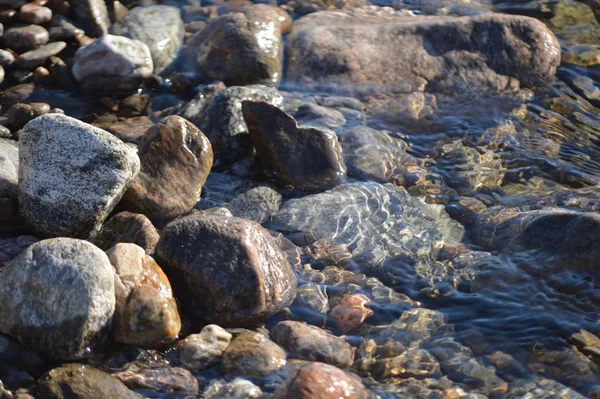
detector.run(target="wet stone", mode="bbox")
[91,211,159,253]
[14,41,66,70]
[69,0,110,37]
[0,238,115,360]
[221,330,286,377]
[329,293,373,333]
[3,25,49,54]
[178,324,232,372]
[372,348,441,380]
[107,243,181,347]
[271,321,355,368]
[18,114,140,238]
[119,115,213,223]
[112,363,199,396]
[203,378,263,399]
[225,185,282,223]
[0,138,18,198]
[155,214,297,325]
[292,284,330,314]
[293,103,347,129]
[242,100,347,191]
[7,102,50,130]
[18,3,52,25]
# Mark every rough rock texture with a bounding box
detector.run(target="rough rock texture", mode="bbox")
[92,211,159,253]
[155,214,297,325]
[119,115,213,223]
[68,0,111,37]
[35,364,138,399]
[273,362,370,399]
[112,363,199,396]
[242,101,346,191]
[270,182,463,276]
[203,378,263,399]
[0,139,18,198]
[271,321,355,368]
[18,114,140,239]
[112,5,184,75]
[286,10,561,94]
[72,35,153,93]
[107,243,181,347]
[0,238,115,360]
[0,236,38,267]
[189,85,283,164]
[193,5,288,86]
[179,325,232,371]
[226,186,282,223]
[221,331,286,377]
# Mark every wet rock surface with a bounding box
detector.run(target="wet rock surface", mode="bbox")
[91,211,159,253]
[221,330,286,377]
[178,324,232,372]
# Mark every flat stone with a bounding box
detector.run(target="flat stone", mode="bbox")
[221,331,286,377]
[107,243,181,347]
[19,4,52,25]
[0,238,115,360]
[242,101,346,191]
[3,25,49,54]
[119,115,213,223]
[271,321,355,368]
[286,10,561,95]
[72,34,153,93]
[0,138,18,198]
[112,362,198,395]
[155,214,297,325]
[179,324,232,372]
[111,5,184,75]
[14,41,66,70]
[18,114,140,238]
[91,211,159,253]
[68,0,110,37]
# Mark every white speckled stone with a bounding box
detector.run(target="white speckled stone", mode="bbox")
[0,238,116,360]
[18,114,140,238]
[72,34,153,92]
[0,138,18,198]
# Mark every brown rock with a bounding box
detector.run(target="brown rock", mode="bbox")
[19,3,52,24]
[221,331,286,377]
[329,294,373,333]
[178,324,232,372]
[7,102,50,130]
[155,214,297,325]
[119,115,213,223]
[271,321,355,368]
[242,100,346,191]
[92,211,159,253]
[14,41,66,70]
[273,362,370,399]
[3,25,49,54]
[112,363,199,396]
[107,243,181,347]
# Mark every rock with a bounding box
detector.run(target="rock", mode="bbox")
[48,15,85,42]
[0,50,15,67]
[72,34,153,93]
[119,115,213,223]
[273,362,370,399]
[179,325,232,372]
[286,11,561,95]
[221,331,286,377]
[3,25,49,54]
[18,114,140,239]
[292,284,329,314]
[112,363,198,396]
[7,102,51,130]
[195,173,260,210]
[0,236,38,268]
[68,0,110,37]
[329,293,373,333]
[189,85,283,164]
[504,378,587,398]
[14,41,66,70]
[111,5,184,75]
[35,364,138,399]
[242,101,346,191]
[0,238,115,360]
[107,243,181,347]
[91,211,159,253]
[19,4,52,25]
[203,378,263,399]
[0,139,18,198]
[226,186,282,223]
[193,4,287,86]
[294,103,346,129]
[155,214,297,325]
[271,321,354,368]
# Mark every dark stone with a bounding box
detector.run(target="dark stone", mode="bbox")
[14,42,67,70]
[242,100,346,191]
[68,0,111,37]
[3,25,49,54]
[293,103,346,129]
[91,211,159,253]
[7,102,51,130]
[226,185,282,223]
[221,330,286,377]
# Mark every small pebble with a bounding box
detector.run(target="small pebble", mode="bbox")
[19,3,53,25]
[3,24,49,53]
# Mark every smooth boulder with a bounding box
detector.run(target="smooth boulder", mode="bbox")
[155,214,297,325]
[18,114,140,238]
[242,101,346,191]
[112,5,184,75]
[119,115,213,223]
[286,10,561,94]
[0,238,115,360]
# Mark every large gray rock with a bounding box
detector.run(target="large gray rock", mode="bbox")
[0,139,18,198]
[18,114,140,239]
[0,238,116,360]
[72,35,153,93]
[155,214,297,325]
[112,5,184,75]
[193,5,288,86]
[286,10,561,95]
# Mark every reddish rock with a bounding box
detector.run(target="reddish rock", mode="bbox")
[329,294,373,333]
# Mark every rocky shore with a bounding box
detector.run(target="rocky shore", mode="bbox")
[0,0,599,397]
